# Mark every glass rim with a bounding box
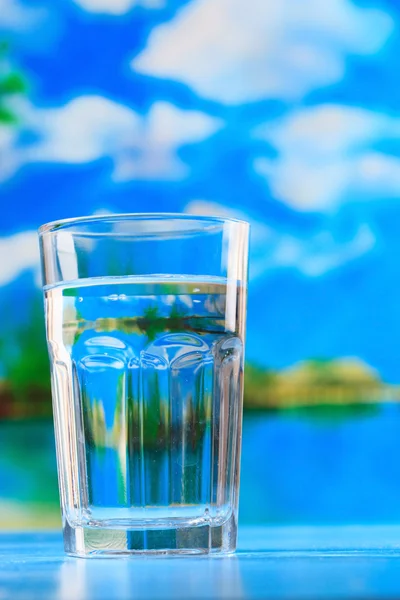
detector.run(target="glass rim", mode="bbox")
[38,212,249,236]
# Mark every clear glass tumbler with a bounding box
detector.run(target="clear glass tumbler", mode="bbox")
[39,213,249,557]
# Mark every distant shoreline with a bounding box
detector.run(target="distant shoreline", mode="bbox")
[0,356,396,419]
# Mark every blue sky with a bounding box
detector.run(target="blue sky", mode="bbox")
[1,0,400,381]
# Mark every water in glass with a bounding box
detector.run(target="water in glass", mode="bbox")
[45,274,245,553]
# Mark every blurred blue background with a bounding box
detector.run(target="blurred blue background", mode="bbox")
[1,0,400,529]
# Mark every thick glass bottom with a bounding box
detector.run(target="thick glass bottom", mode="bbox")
[63,514,237,557]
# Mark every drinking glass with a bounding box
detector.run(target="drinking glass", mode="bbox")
[39,213,249,557]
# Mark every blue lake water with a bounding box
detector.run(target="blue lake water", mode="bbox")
[241,403,400,525]
[2,403,400,527]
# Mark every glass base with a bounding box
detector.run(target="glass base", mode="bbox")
[63,515,237,557]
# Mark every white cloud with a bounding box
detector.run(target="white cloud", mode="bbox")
[256,105,392,159]
[0,0,47,30]
[254,105,400,212]
[112,101,223,181]
[0,128,20,183]
[0,231,40,287]
[132,0,393,104]
[184,200,374,280]
[0,95,222,183]
[271,224,375,277]
[355,152,400,194]
[72,0,164,15]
